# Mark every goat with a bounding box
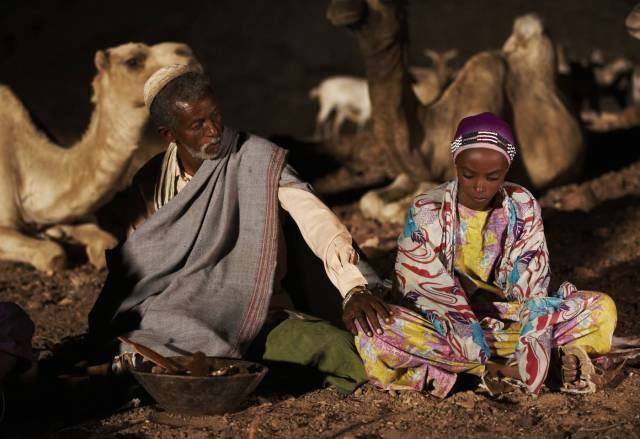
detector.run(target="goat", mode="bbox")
[309,76,370,139]
[410,48,458,105]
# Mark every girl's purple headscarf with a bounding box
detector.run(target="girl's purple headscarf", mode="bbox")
[450,112,517,165]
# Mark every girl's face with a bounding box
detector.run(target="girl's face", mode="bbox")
[455,148,510,210]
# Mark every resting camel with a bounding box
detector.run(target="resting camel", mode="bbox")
[503,14,584,189]
[325,0,584,223]
[0,42,196,274]
[541,2,640,211]
[410,48,458,105]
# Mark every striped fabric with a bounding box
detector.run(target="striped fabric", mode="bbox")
[450,130,517,163]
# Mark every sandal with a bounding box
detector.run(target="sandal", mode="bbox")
[559,345,597,394]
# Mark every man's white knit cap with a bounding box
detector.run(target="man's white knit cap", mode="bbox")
[143,63,204,110]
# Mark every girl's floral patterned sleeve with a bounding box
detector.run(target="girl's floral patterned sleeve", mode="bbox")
[496,187,551,302]
[395,198,490,365]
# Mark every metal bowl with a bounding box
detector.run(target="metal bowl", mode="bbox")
[130,356,267,416]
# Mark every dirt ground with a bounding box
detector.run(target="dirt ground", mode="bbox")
[3,0,640,437]
[2,165,640,438]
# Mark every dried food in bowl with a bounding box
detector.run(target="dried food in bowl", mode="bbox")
[129,356,268,416]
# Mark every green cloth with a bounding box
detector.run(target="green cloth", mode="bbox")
[262,312,367,394]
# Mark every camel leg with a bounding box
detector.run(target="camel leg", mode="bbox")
[0,227,67,274]
[45,223,118,270]
[581,105,640,132]
[327,0,427,180]
[359,175,438,224]
[359,174,416,224]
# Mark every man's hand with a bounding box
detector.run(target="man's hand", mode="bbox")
[342,289,394,337]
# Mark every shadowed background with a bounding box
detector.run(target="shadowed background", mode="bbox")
[1,0,638,144]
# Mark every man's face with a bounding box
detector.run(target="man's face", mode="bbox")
[168,93,223,160]
[455,148,509,210]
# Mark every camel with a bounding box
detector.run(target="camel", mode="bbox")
[582,89,640,132]
[325,0,584,224]
[122,43,198,186]
[309,49,457,140]
[627,3,640,40]
[591,50,633,92]
[503,14,584,189]
[0,42,196,274]
[409,48,458,105]
[559,46,635,115]
[556,44,572,76]
[540,3,640,212]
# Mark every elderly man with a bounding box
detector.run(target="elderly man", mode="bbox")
[89,64,392,392]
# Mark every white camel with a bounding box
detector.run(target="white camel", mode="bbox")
[0,42,196,274]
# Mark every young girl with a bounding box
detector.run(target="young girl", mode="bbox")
[352,112,617,397]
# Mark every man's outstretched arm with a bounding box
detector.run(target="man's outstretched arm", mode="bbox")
[278,187,393,336]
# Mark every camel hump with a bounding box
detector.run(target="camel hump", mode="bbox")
[0,84,29,117]
[0,84,51,143]
[436,51,505,100]
[0,84,17,98]
[463,51,506,75]
[0,84,16,100]
[434,51,506,107]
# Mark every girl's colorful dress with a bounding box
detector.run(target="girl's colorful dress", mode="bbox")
[356,181,616,397]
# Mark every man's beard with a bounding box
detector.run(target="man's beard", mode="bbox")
[185,138,221,160]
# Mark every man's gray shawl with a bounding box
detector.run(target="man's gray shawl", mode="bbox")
[89,127,301,357]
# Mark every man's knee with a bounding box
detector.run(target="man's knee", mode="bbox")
[264,316,357,361]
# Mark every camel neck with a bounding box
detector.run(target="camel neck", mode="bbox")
[355,18,428,180]
[74,91,143,155]
[51,90,146,217]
